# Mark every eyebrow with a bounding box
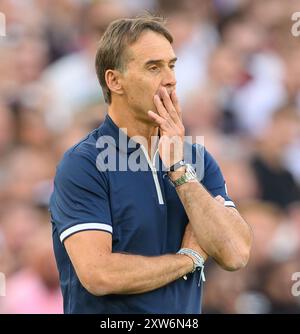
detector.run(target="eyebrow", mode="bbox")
[144,57,178,67]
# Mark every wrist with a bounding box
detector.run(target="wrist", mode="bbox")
[177,253,195,276]
[177,248,206,284]
[168,163,198,188]
[168,167,186,181]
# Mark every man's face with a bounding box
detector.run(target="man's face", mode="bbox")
[120,31,177,122]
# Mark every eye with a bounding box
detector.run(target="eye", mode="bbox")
[170,64,176,70]
[149,66,159,72]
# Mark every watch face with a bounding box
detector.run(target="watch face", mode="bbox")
[186,164,197,178]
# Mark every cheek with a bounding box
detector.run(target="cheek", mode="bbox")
[126,77,157,101]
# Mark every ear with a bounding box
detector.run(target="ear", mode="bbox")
[105,69,124,97]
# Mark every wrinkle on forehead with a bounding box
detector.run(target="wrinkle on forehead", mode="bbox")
[125,31,176,68]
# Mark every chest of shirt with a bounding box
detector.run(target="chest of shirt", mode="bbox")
[106,169,188,255]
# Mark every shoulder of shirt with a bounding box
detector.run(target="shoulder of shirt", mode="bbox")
[55,131,109,187]
[191,143,217,164]
[189,143,220,181]
[58,128,101,171]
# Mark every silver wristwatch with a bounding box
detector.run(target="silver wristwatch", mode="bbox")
[169,163,197,187]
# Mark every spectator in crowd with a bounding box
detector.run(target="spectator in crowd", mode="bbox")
[251,106,300,208]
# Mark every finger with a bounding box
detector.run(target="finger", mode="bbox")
[170,90,182,119]
[148,110,165,125]
[215,195,225,204]
[215,195,225,202]
[160,88,180,124]
[148,111,175,137]
[154,94,175,124]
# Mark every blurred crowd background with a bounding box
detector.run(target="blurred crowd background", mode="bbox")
[0,0,300,314]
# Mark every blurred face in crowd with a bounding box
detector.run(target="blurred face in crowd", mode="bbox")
[262,111,300,155]
[23,227,60,289]
[209,46,243,86]
[16,37,48,84]
[118,31,177,122]
[240,204,281,266]
[86,0,127,52]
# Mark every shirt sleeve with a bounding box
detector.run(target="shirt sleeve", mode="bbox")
[201,149,236,208]
[49,151,112,243]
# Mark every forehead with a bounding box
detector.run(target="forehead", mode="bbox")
[127,30,176,65]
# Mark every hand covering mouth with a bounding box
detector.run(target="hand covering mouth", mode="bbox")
[156,88,173,100]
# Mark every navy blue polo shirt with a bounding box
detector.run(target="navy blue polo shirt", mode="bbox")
[49,115,235,314]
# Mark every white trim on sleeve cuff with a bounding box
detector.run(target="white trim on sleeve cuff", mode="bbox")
[224,200,235,207]
[60,223,113,242]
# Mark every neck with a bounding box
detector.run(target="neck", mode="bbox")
[108,99,159,155]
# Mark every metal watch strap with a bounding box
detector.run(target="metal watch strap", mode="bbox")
[170,164,197,187]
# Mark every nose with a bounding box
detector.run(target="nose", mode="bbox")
[161,67,177,90]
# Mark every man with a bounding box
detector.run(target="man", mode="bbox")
[49,15,252,314]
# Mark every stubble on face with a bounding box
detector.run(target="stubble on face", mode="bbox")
[121,31,176,120]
